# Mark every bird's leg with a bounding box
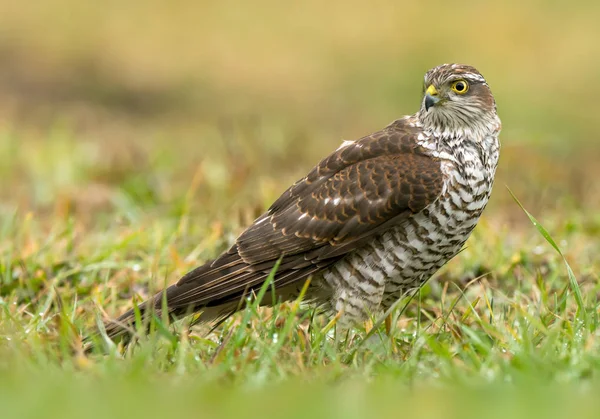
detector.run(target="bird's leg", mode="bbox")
[385,313,398,354]
[385,314,393,335]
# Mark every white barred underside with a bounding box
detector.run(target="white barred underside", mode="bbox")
[321,127,500,325]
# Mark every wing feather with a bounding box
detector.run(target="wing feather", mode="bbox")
[104,119,444,339]
[170,122,443,310]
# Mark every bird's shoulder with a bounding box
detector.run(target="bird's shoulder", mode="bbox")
[234,117,443,264]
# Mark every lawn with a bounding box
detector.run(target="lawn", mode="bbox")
[1,1,600,417]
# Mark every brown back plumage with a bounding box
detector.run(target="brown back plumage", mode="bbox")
[102,118,443,341]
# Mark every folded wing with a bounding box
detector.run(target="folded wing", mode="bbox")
[104,120,443,339]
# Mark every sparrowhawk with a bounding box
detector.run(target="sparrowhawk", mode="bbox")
[103,63,501,341]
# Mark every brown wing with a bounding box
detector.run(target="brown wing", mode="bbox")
[104,120,444,340]
[237,154,441,263]
[163,121,443,310]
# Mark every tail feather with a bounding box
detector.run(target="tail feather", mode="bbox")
[89,243,339,350]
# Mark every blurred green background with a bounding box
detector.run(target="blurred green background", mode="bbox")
[1,2,600,416]
[1,0,599,224]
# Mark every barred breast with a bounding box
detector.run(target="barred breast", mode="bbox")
[320,132,500,325]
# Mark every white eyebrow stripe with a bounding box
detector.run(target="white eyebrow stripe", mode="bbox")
[462,73,486,82]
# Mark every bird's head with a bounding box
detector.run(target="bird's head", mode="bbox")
[417,63,498,137]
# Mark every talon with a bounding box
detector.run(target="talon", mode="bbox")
[385,314,393,335]
[364,319,373,334]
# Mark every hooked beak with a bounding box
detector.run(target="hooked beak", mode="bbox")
[424,85,440,111]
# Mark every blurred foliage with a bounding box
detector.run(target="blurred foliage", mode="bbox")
[0,0,599,223]
[1,1,600,414]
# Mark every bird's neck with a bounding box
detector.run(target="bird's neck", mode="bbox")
[416,111,501,144]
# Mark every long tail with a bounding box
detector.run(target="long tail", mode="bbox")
[101,286,175,343]
[89,244,328,349]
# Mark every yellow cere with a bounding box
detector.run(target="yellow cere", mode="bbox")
[425,85,438,96]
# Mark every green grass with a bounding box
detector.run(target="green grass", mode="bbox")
[2,128,600,417]
[2,1,600,416]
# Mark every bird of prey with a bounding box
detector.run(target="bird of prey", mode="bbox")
[103,63,501,342]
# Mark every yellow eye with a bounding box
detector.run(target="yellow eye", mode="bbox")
[451,80,469,94]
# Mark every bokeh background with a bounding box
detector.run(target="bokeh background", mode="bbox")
[1,0,599,271]
[3,2,600,410]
